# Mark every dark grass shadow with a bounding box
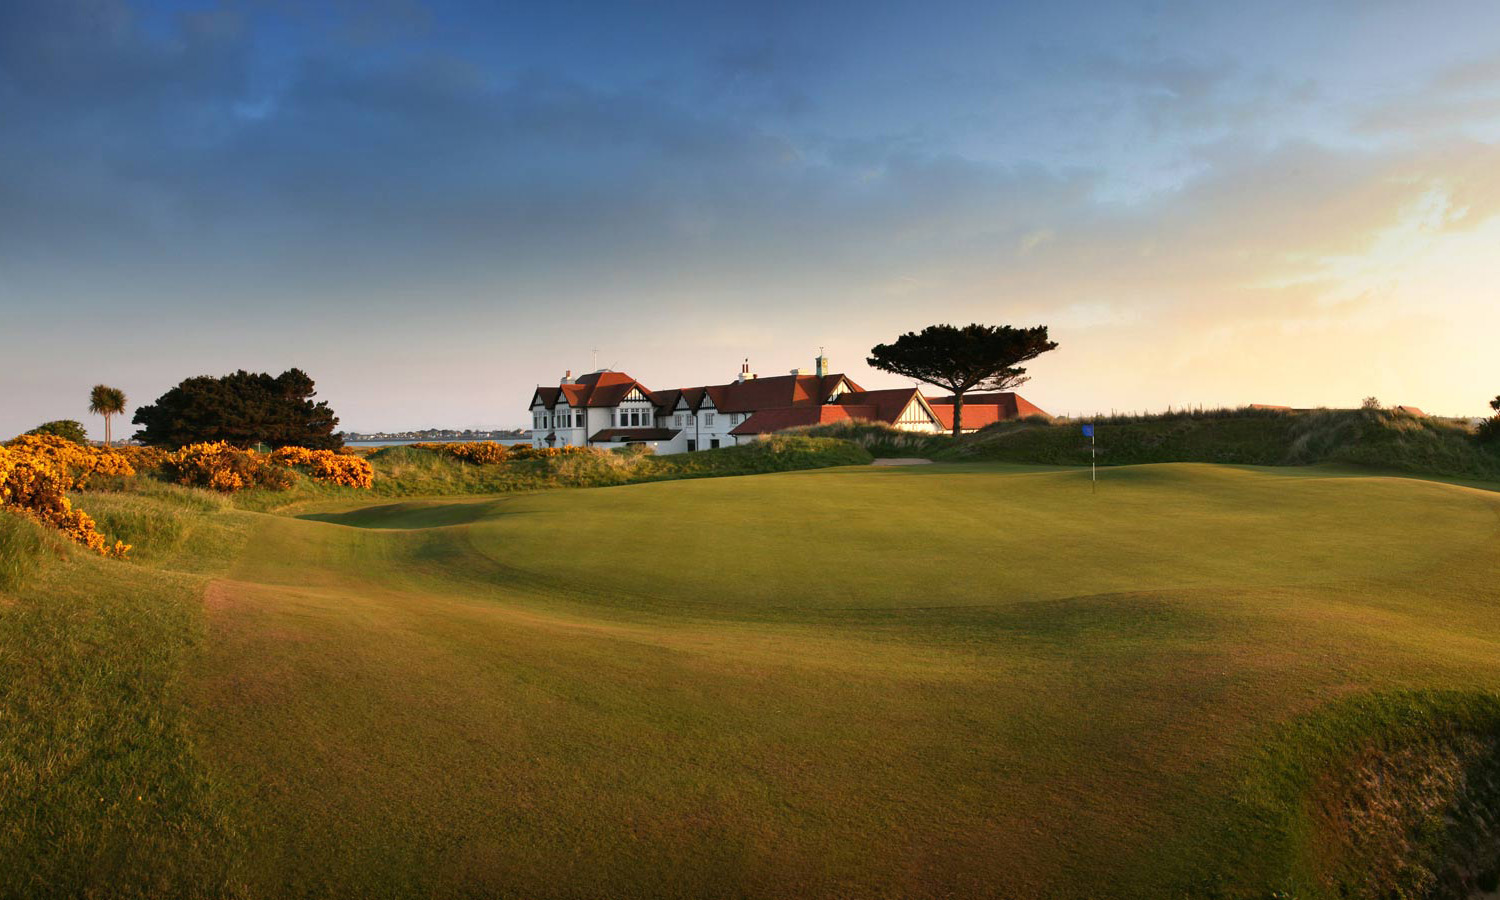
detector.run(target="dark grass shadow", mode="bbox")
[298,500,499,530]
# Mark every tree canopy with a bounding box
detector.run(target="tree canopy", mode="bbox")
[867,323,1058,437]
[27,420,89,444]
[88,384,127,446]
[131,369,342,449]
[1480,394,1500,445]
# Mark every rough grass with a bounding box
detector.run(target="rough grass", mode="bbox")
[6,460,1500,898]
[0,511,52,593]
[800,408,1500,481]
[948,407,1500,480]
[231,434,872,510]
[0,497,251,899]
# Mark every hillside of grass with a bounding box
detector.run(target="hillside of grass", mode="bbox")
[803,408,1500,481]
[6,454,1500,898]
[0,491,250,899]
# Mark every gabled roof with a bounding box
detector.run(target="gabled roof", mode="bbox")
[837,387,933,424]
[925,391,1050,430]
[533,370,652,409]
[729,405,873,436]
[712,373,861,413]
[925,392,1050,420]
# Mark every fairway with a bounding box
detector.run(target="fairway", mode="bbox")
[175,462,1500,898]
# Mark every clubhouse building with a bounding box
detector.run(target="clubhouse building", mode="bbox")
[526,355,1049,454]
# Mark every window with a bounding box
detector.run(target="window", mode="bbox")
[630,411,640,427]
[574,411,582,427]
[710,439,720,449]
[703,413,714,427]
[686,440,696,452]
[675,414,683,427]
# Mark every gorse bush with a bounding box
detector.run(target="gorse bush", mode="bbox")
[111,444,169,473]
[271,446,374,488]
[164,442,375,493]
[0,439,131,558]
[163,442,296,493]
[408,441,587,464]
[4,433,135,488]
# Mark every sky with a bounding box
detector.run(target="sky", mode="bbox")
[2,0,1499,437]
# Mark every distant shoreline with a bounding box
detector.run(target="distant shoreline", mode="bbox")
[345,438,529,447]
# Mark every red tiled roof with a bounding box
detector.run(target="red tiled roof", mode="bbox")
[928,404,1002,430]
[589,428,681,442]
[713,373,862,413]
[837,388,928,423]
[1395,405,1427,417]
[926,392,1049,419]
[926,392,1050,430]
[532,371,653,409]
[729,405,873,436]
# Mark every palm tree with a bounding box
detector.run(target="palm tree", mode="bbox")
[88,384,127,447]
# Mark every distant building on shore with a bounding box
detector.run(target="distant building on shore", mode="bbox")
[526,355,1049,454]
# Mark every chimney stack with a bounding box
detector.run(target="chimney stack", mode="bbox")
[738,359,756,382]
[815,350,829,378]
[561,369,574,384]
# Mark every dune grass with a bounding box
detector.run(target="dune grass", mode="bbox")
[230,434,872,511]
[0,498,250,899]
[5,460,1500,898]
[802,408,1500,482]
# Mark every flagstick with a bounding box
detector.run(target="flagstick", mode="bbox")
[1091,427,1096,494]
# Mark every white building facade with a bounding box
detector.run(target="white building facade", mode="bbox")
[527,356,1041,454]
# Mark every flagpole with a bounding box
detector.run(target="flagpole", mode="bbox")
[1091,426,1096,494]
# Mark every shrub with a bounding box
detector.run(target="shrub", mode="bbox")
[0,444,130,558]
[111,444,169,473]
[271,446,374,489]
[407,441,589,464]
[163,442,295,493]
[3,433,136,489]
[26,419,88,444]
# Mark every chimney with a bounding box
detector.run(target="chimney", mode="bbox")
[815,350,829,378]
[561,369,574,384]
[738,359,756,382]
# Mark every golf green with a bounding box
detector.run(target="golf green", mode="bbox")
[186,462,1500,897]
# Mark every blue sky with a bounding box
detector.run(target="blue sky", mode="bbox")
[3,0,1499,436]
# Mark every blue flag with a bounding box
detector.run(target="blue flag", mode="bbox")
[1081,424,1094,438]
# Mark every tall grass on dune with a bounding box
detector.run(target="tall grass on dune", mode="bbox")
[230,434,874,509]
[940,407,1500,480]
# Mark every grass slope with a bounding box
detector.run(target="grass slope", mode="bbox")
[0,491,251,899]
[804,409,1500,482]
[5,462,1500,898]
[197,463,1500,898]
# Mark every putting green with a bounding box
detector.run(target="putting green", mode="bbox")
[191,463,1500,898]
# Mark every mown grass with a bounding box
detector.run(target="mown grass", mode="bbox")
[196,463,1500,899]
[6,459,1500,898]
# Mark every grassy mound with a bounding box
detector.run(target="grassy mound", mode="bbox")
[0,497,250,899]
[805,409,1500,481]
[951,408,1500,479]
[1220,691,1500,900]
[6,459,1500,898]
[232,434,873,509]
